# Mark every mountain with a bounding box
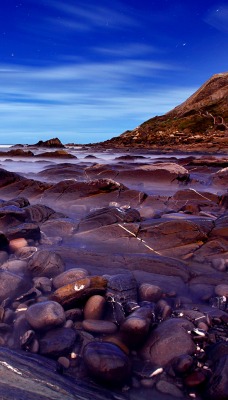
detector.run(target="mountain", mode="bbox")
[98,72,228,152]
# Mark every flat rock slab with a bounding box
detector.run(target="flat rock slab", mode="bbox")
[0,347,119,400]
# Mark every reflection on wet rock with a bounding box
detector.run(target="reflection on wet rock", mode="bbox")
[52,268,88,289]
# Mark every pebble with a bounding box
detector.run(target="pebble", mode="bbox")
[138,283,163,303]
[214,284,228,297]
[83,341,131,385]
[83,295,106,320]
[25,301,66,330]
[82,319,118,334]
[184,370,207,387]
[156,380,184,398]
[39,327,77,357]
[120,316,150,348]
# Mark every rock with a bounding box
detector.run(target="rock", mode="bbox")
[51,276,107,308]
[33,277,52,293]
[34,137,65,148]
[82,319,118,334]
[0,270,29,303]
[52,268,88,289]
[0,259,28,275]
[24,204,56,223]
[6,223,41,241]
[83,295,106,320]
[139,318,196,367]
[25,301,65,330]
[214,284,228,297]
[184,370,207,387]
[138,283,163,302]
[120,315,150,348]
[39,327,76,357]
[77,206,140,233]
[83,342,131,385]
[212,167,228,186]
[205,355,228,400]
[36,150,76,158]
[0,346,114,399]
[28,250,65,278]
[173,354,194,374]
[156,380,184,398]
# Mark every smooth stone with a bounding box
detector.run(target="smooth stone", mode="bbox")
[57,356,70,369]
[65,308,83,321]
[83,341,131,385]
[184,370,207,387]
[9,238,28,252]
[16,246,38,260]
[0,259,28,275]
[120,316,150,348]
[138,283,163,303]
[6,223,40,241]
[214,284,228,297]
[83,295,106,320]
[39,327,76,357]
[52,268,88,289]
[33,277,52,293]
[205,355,228,400]
[139,318,196,367]
[82,319,118,334]
[28,250,65,278]
[102,333,129,355]
[156,380,183,398]
[173,355,194,374]
[0,270,29,303]
[25,301,65,330]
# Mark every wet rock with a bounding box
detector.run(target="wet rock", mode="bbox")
[51,276,107,308]
[39,327,76,357]
[0,259,28,275]
[33,277,52,293]
[28,250,65,278]
[6,223,41,241]
[83,295,106,320]
[82,319,118,334]
[214,284,228,297]
[173,354,194,374]
[205,355,228,400]
[52,268,88,289]
[77,206,140,232]
[156,380,184,398]
[0,270,29,303]
[120,315,150,348]
[16,246,38,260]
[138,283,163,302]
[139,318,196,367]
[83,341,131,385]
[212,167,228,186]
[25,301,65,330]
[24,204,56,223]
[184,370,207,387]
[9,238,28,252]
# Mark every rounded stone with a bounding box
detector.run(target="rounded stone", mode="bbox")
[0,270,29,303]
[82,319,118,334]
[25,301,66,330]
[9,238,28,252]
[173,354,194,374]
[0,259,28,275]
[138,283,163,303]
[214,284,228,297]
[184,370,207,387]
[83,295,106,320]
[27,250,65,278]
[120,316,150,348]
[83,341,131,385]
[39,327,76,357]
[52,268,88,289]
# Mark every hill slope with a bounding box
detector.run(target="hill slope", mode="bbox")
[98,72,228,152]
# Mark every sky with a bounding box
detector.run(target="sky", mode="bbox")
[0,0,228,144]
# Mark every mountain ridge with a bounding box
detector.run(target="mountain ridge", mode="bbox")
[94,72,228,152]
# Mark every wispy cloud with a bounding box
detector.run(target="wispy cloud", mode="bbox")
[0,58,195,143]
[47,0,138,31]
[204,4,228,33]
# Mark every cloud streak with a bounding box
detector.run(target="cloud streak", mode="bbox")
[0,57,196,143]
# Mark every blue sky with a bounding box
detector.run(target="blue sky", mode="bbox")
[0,0,228,144]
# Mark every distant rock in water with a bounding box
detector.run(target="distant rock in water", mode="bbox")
[34,137,64,148]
